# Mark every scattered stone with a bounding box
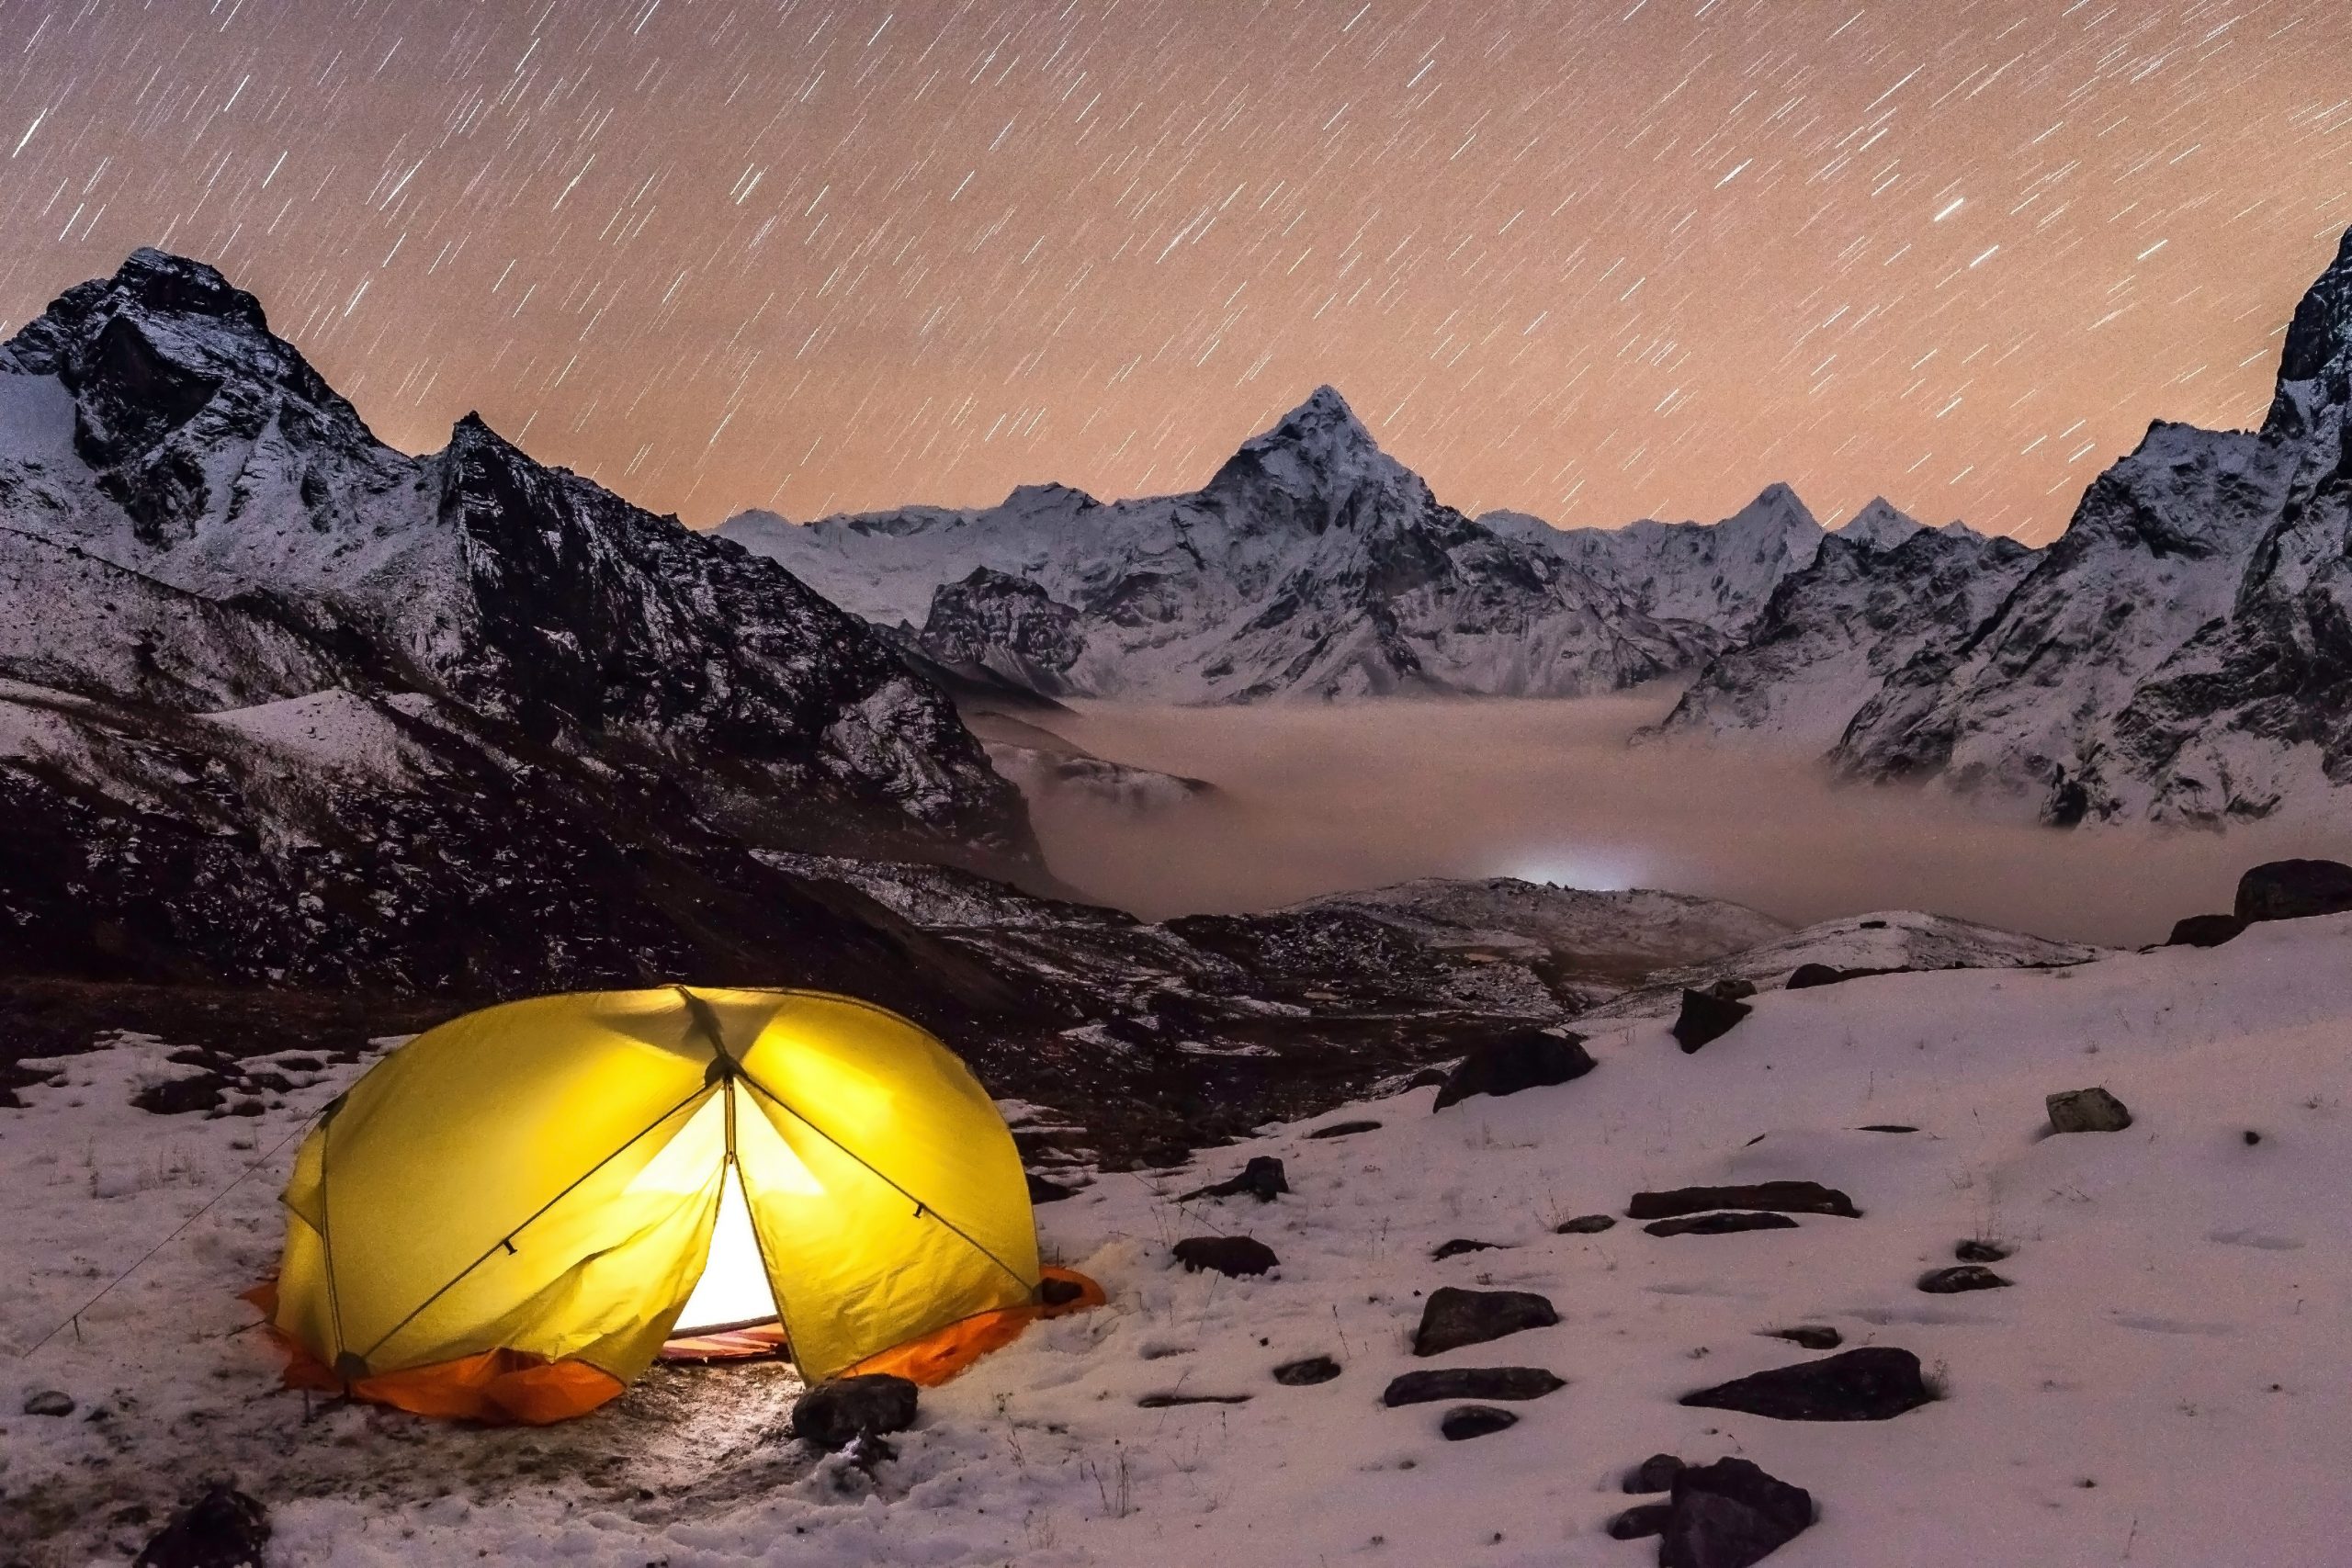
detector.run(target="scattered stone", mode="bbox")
[1407,1066,1452,1090]
[1954,1238,2010,1263]
[2234,859,2352,924]
[1645,1212,1798,1238]
[1038,1277,1086,1307]
[1608,1504,1673,1540]
[1672,989,1753,1053]
[1381,1367,1566,1406]
[1708,977,1758,1001]
[1763,1325,1841,1351]
[1555,1213,1618,1235]
[23,1390,74,1417]
[1660,1457,1815,1568]
[1859,919,1888,929]
[1625,1452,1688,1493]
[1430,1028,1596,1111]
[1785,962,1903,990]
[1439,1404,1519,1440]
[1025,1172,1076,1204]
[1272,1355,1340,1386]
[1918,1265,2012,1294]
[1411,1287,1559,1357]
[1182,1155,1289,1202]
[1306,1119,1382,1139]
[1431,1238,1504,1260]
[792,1374,920,1451]
[132,1075,226,1116]
[1855,1123,1917,1134]
[133,1483,271,1568]
[2244,1130,2263,1146]
[2166,913,2246,948]
[1172,1235,1279,1277]
[272,1055,322,1073]
[1137,1392,1251,1408]
[1629,1181,1860,1221]
[2046,1087,2132,1134]
[1680,1347,1934,1422]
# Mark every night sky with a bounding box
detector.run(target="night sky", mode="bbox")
[3,2,2347,541]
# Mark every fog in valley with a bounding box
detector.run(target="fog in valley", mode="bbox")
[1020,692,2350,948]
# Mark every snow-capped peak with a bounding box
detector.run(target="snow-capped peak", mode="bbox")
[1833,497,1926,551]
[2266,225,2352,442]
[1727,481,1819,536]
[1206,384,1407,511]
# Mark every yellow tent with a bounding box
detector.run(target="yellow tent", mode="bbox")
[260,987,1090,1423]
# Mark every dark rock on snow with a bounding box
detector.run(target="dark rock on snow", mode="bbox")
[1172,1235,1279,1277]
[1763,1325,1842,1351]
[1629,1181,1860,1221]
[1272,1355,1341,1386]
[133,1483,271,1568]
[1660,1457,1816,1568]
[1306,1118,1383,1139]
[1626,1452,1689,1493]
[2046,1086,2132,1133]
[1439,1404,1520,1440]
[1406,1066,1453,1091]
[2234,860,2352,923]
[1955,1238,2011,1263]
[1381,1367,1566,1406]
[1855,1123,1917,1133]
[1137,1391,1251,1408]
[1411,1287,1560,1357]
[23,1389,74,1416]
[1431,1238,1506,1260]
[1037,1276,1087,1307]
[1786,962,1904,989]
[1645,1212,1799,1238]
[1918,1265,2013,1294]
[793,1373,921,1451]
[1024,1172,1077,1204]
[1430,1027,1596,1110]
[1680,1347,1935,1422]
[2165,913,2246,948]
[1182,1156,1290,1202]
[1673,988,1754,1052]
[132,1075,227,1116]
[1556,1213,1619,1235]
[1608,1503,1674,1541]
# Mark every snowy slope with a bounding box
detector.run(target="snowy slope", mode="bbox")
[1521,482,1828,643]
[7,915,2351,1566]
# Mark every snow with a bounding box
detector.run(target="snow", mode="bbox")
[200,688,434,786]
[8,920,2352,1563]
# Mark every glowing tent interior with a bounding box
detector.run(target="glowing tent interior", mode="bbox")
[254,987,1099,1424]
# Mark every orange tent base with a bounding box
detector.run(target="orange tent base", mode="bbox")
[243,1267,1106,1425]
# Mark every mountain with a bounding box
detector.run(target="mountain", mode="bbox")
[0,250,1043,1006]
[1827,227,2352,823]
[722,389,1753,703]
[1833,496,1925,550]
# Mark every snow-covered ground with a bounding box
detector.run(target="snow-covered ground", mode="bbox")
[7,918,2352,1564]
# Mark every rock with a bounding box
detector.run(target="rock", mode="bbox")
[1673,988,1754,1052]
[2234,859,2352,923]
[1430,1028,1596,1111]
[1038,1276,1087,1307]
[1708,976,1758,1001]
[1918,1265,2012,1293]
[1628,1181,1860,1221]
[1645,1212,1799,1237]
[1137,1392,1251,1407]
[793,1374,920,1451]
[1626,1452,1688,1493]
[2046,1087,2132,1133]
[1431,1238,1504,1260]
[1680,1347,1934,1422]
[1183,1156,1288,1202]
[1555,1213,1618,1235]
[132,1075,227,1116]
[132,1483,270,1568]
[2166,913,2246,948]
[1306,1119,1382,1139]
[1608,1503,1673,1540]
[1382,1367,1565,1406]
[1025,1172,1076,1204]
[1407,1066,1451,1090]
[1763,1325,1842,1351]
[1660,1457,1815,1568]
[1411,1287,1559,1357]
[1272,1355,1341,1386]
[1172,1235,1279,1276]
[23,1390,74,1416]
[1855,1123,1917,1134]
[1439,1404,1519,1440]
[1783,963,1844,989]
[1954,1238,2010,1263]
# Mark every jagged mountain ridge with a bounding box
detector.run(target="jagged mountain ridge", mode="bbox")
[722,391,1923,703]
[0,249,1043,1005]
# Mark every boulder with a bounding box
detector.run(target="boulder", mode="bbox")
[1785,963,1903,990]
[23,1390,74,1416]
[2234,859,2352,923]
[1272,1355,1340,1386]
[1431,1238,1504,1260]
[1381,1367,1565,1406]
[1411,1287,1559,1357]
[1025,1172,1077,1204]
[1137,1391,1250,1407]
[132,1075,227,1116]
[1629,1181,1860,1221]
[1182,1156,1289,1202]
[1708,977,1758,1001]
[1430,1029,1595,1111]
[792,1373,920,1451]
[1954,1238,2011,1263]
[1645,1212,1799,1238]
[1439,1404,1519,1440]
[1608,1503,1674,1540]
[132,1483,270,1568]
[1763,1325,1841,1351]
[1306,1119,1382,1139]
[1673,989,1753,1053]
[1406,1066,1451,1090]
[1172,1235,1279,1277]
[1555,1213,1618,1235]
[1626,1452,1688,1493]
[1918,1265,2011,1293]
[2165,913,2245,948]
[2046,1087,2132,1134]
[1680,1347,1934,1422]
[1660,1457,1815,1568]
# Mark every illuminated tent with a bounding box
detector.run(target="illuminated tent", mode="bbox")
[259,987,1095,1423]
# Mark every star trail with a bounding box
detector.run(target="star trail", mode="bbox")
[3,0,2348,539]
